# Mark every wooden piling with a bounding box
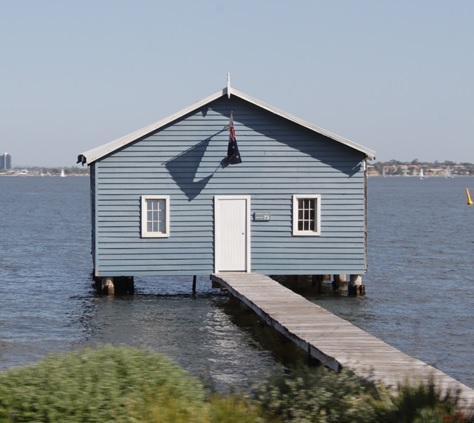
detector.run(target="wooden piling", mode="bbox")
[311,275,323,293]
[101,277,114,295]
[96,276,134,295]
[348,274,365,296]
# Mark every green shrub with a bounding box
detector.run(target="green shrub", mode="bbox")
[368,380,474,423]
[254,364,474,423]
[0,345,267,423]
[0,345,206,423]
[254,365,377,423]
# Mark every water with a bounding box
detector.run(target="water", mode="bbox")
[302,176,474,388]
[0,176,473,390]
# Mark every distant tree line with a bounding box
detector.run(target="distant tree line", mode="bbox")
[7,166,89,176]
[10,161,474,177]
[370,160,474,176]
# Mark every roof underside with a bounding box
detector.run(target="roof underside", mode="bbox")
[77,87,376,165]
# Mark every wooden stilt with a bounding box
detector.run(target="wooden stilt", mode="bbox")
[348,274,365,296]
[101,277,115,295]
[311,275,323,293]
[96,276,134,295]
[332,274,349,293]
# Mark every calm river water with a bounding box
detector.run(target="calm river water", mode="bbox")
[0,176,473,390]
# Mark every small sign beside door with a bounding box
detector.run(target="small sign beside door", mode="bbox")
[254,212,271,221]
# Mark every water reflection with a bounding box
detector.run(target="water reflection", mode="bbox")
[72,277,305,392]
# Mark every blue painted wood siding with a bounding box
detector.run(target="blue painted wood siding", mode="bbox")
[92,96,367,277]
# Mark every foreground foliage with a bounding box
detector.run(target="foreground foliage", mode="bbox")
[0,346,472,422]
[255,365,474,423]
[0,346,262,423]
[254,365,376,422]
[368,382,472,423]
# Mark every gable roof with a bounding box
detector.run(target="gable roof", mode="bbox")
[77,86,376,165]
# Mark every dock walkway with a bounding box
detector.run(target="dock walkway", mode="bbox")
[211,272,474,406]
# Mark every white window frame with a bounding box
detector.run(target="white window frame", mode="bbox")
[141,195,170,238]
[292,194,321,236]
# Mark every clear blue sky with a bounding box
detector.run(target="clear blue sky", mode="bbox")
[1,1,472,166]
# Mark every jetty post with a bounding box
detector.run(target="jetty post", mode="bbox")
[100,277,114,295]
[348,274,365,296]
[96,276,135,295]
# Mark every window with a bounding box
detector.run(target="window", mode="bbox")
[292,195,321,236]
[141,195,170,238]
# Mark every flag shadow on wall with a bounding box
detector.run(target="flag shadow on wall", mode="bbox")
[164,135,216,201]
[165,115,242,201]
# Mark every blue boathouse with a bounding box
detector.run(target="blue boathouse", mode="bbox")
[77,84,375,293]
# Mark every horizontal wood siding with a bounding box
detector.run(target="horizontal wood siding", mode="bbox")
[94,97,367,276]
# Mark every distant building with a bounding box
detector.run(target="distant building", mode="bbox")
[0,153,12,170]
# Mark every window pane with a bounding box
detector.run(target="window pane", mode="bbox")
[142,195,169,237]
[296,197,317,233]
[144,197,168,235]
[159,204,166,233]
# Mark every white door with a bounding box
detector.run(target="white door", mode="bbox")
[214,196,250,272]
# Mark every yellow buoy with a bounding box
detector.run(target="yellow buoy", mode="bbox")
[466,188,473,206]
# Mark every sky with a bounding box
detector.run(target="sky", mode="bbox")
[1,1,473,167]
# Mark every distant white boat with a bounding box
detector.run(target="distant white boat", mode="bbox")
[419,168,424,179]
[60,169,66,177]
[445,166,453,179]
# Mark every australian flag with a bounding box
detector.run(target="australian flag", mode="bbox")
[226,114,242,165]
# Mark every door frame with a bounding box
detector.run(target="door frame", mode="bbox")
[214,195,251,273]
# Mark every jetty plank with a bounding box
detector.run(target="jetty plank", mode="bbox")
[211,272,474,406]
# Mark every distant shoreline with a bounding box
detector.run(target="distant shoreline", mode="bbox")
[368,161,473,177]
[0,174,88,177]
[0,166,89,177]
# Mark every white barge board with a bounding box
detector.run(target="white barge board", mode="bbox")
[211,272,474,406]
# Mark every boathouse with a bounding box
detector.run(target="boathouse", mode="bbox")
[77,83,375,292]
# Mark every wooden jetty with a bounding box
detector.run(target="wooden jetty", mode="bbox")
[211,272,474,406]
